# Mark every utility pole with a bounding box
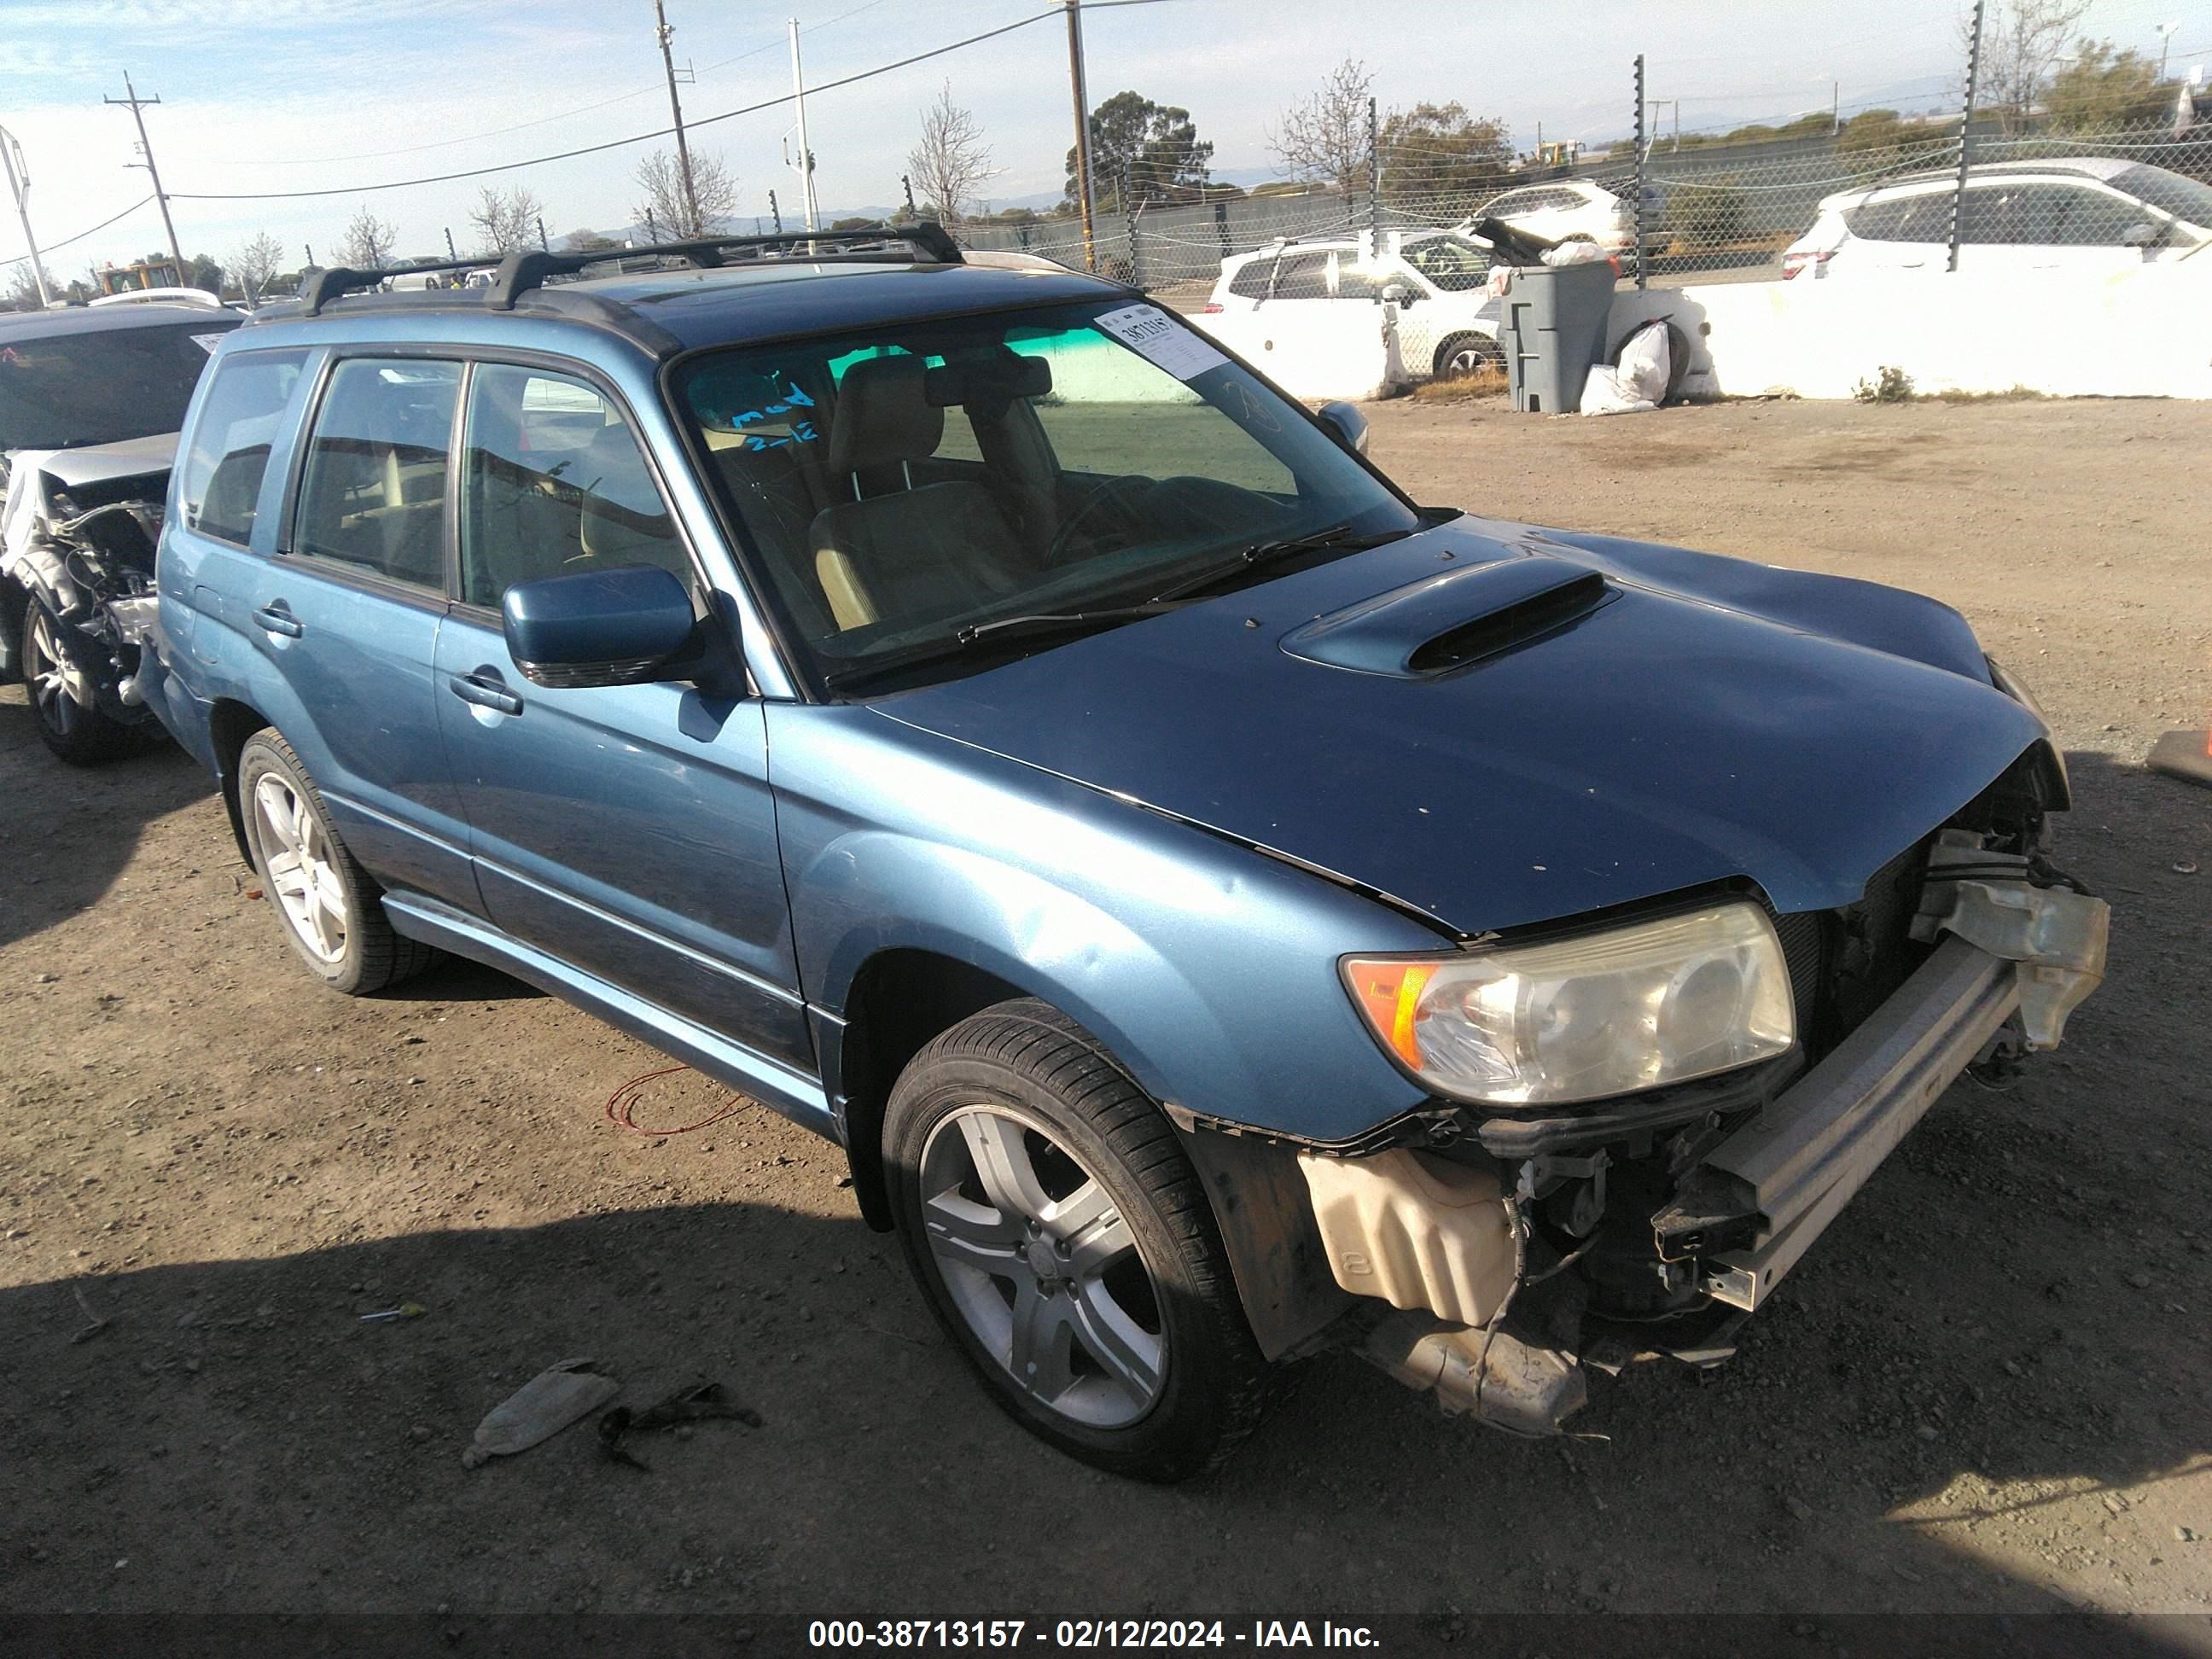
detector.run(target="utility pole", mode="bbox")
[0,126,50,306]
[105,72,183,273]
[2155,20,2180,80]
[1948,0,1985,275]
[788,17,819,235]
[537,215,549,252]
[1064,0,1097,272]
[1366,96,1381,256]
[654,0,702,236]
[1831,80,1841,136]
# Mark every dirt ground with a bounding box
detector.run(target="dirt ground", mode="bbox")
[3,396,2209,1634]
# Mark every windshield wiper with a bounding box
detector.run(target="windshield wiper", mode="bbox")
[821,604,1175,695]
[1147,523,1412,604]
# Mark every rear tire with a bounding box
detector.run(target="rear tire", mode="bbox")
[883,998,1278,1481]
[21,594,139,765]
[236,729,439,994]
[1432,333,1505,382]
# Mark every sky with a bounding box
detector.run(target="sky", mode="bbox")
[0,0,2205,286]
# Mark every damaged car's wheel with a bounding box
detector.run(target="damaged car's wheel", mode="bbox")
[885,999,1277,1482]
[21,595,139,765]
[237,731,438,994]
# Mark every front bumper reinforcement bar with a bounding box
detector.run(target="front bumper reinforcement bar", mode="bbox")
[1688,936,2020,1313]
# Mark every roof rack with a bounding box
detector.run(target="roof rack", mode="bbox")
[299,222,963,317]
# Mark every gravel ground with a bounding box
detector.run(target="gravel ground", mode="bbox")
[2,395,2209,1633]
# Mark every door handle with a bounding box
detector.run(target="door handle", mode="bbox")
[447,672,523,716]
[252,603,304,638]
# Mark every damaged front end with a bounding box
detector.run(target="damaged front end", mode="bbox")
[1185,748,2110,1439]
[1,440,174,761]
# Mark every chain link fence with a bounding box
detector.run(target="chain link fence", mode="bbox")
[957,109,2212,318]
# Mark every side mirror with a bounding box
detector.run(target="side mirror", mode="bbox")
[1380,282,1417,307]
[2122,221,2160,247]
[1316,400,1370,457]
[502,562,698,689]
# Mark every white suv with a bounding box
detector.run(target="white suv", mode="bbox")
[1204,230,1504,380]
[1782,158,2212,280]
[1476,178,1657,256]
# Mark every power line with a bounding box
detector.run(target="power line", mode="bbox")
[166,0,1179,204]
[168,6,1073,202]
[202,0,908,168]
[0,195,154,270]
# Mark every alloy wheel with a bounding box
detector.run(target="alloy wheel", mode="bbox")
[26,608,88,737]
[253,772,349,964]
[918,1103,1167,1429]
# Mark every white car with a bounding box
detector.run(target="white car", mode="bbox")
[1203,230,1505,381]
[1782,158,2212,280]
[1476,178,1659,257]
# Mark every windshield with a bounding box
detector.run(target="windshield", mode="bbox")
[678,299,1417,692]
[2113,165,2212,232]
[0,318,237,451]
[1400,236,1493,291]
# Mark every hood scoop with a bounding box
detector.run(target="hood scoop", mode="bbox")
[1279,555,1613,678]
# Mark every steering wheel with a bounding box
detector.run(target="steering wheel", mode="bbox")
[1041,474,1153,566]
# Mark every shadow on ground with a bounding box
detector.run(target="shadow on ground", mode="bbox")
[0,1179,2203,1637]
[0,709,216,951]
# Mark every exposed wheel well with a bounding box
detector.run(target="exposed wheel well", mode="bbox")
[208,698,274,865]
[835,950,1029,1230]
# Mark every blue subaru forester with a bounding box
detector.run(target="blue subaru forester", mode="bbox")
[148,228,2106,1480]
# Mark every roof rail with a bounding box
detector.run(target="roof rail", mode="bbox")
[299,222,962,317]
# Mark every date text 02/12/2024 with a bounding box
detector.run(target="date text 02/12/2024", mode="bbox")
[806,1620,1380,1649]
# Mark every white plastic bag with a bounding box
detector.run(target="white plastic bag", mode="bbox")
[1579,320,1672,416]
[1539,241,1611,266]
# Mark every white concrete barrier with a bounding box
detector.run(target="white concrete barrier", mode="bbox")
[1609,261,2212,401]
[1190,306,1406,402]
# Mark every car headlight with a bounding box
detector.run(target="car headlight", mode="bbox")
[1342,902,1795,1106]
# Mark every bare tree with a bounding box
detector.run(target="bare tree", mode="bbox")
[632,147,739,239]
[1962,0,2095,131]
[227,231,287,303]
[1266,57,1375,194]
[335,205,399,271]
[905,82,996,227]
[7,262,43,312]
[468,184,547,256]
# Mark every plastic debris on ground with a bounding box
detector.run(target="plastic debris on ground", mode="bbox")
[461,1357,620,1468]
[1580,319,1674,417]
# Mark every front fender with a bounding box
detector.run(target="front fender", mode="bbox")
[767,704,1442,1143]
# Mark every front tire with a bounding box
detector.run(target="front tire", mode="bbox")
[884,999,1278,1481]
[21,595,139,765]
[236,730,438,994]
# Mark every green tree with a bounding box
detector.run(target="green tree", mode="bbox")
[561,231,620,253]
[1377,102,1513,207]
[829,216,880,231]
[188,253,224,294]
[1064,91,1214,212]
[2044,39,2170,131]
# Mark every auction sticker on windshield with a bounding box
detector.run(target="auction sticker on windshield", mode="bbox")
[1095,303,1228,381]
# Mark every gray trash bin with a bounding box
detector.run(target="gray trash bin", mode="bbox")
[1499,260,1617,414]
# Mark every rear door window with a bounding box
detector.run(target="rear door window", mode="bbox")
[290,358,459,591]
[457,364,690,608]
[177,347,307,547]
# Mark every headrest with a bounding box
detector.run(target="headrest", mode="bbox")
[925,348,1053,412]
[827,354,941,474]
[573,422,662,518]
